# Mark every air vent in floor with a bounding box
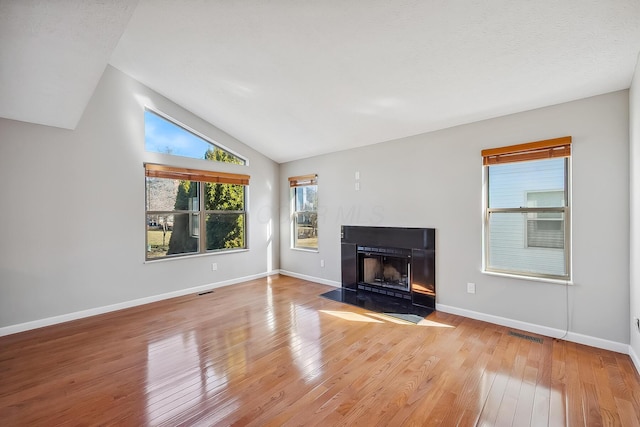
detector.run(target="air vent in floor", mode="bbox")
[508,330,543,344]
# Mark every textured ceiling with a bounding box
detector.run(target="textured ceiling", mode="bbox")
[0,0,138,129]
[2,1,640,163]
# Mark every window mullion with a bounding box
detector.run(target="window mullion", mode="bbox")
[204,210,246,216]
[488,207,566,214]
[199,182,206,253]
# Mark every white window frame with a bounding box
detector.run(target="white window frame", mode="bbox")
[482,137,572,281]
[145,170,249,260]
[289,175,318,251]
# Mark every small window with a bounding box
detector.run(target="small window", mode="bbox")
[144,109,246,165]
[482,137,571,280]
[145,165,249,260]
[289,174,318,250]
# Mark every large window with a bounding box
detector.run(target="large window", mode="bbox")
[144,109,246,165]
[145,165,249,260]
[144,109,249,260]
[289,174,318,250]
[482,137,571,280]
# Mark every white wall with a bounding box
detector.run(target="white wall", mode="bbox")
[630,54,640,367]
[0,66,280,329]
[280,90,630,346]
[0,64,633,352]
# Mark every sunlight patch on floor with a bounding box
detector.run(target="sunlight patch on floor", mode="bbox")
[366,312,417,324]
[417,319,456,328]
[319,310,384,323]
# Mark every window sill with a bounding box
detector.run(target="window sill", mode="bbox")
[482,270,573,286]
[145,248,249,263]
[291,247,319,253]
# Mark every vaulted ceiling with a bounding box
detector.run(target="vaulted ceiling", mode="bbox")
[2,0,640,163]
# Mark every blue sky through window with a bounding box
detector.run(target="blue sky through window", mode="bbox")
[144,110,245,164]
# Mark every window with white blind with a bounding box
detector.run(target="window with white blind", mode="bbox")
[482,137,571,280]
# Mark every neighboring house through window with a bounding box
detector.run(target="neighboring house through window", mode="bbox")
[144,109,249,260]
[526,190,565,249]
[482,137,571,280]
[289,174,318,250]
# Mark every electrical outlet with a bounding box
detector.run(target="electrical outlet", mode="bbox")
[355,171,360,180]
[467,282,476,294]
[355,182,360,191]
[320,259,325,268]
[211,263,218,271]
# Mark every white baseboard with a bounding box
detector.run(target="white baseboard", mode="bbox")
[0,270,281,338]
[630,345,640,375]
[279,270,341,288]
[275,275,632,357]
[436,303,629,355]
[4,270,636,375]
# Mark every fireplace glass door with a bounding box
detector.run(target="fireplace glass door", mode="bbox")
[357,247,410,292]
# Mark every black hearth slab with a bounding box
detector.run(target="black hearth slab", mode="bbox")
[319,289,433,320]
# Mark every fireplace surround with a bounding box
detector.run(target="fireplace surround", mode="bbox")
[341,225,436,310]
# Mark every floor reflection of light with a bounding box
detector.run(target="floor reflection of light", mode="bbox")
[477,366,558,423]
[197,397,241,426]
[145,331,229,426]
[266,283,276,332]
[289,304,324,383]
[224,326,248,377]
[266,218,273,272]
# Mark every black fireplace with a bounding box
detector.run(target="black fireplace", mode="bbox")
[341,226,436,310]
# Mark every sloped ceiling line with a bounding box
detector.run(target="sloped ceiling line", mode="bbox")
[2,0,640,163]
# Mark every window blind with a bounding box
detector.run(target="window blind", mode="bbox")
[482,136,572,166]
[144,164,249,185]
[288,174,317,187]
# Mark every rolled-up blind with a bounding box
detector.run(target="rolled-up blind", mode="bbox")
[145,164,249,185]
[288,174,317,187]
[482,136,571,166]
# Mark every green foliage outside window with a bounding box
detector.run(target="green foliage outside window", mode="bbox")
[147,148,247,259]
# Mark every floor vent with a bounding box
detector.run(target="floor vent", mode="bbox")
[197,290,214,296]
[508,330,543,344]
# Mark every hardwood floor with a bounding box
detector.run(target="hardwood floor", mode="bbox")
[1,274,639,426]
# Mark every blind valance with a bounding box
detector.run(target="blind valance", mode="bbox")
[482,136,572,166]
[288,174,318,187]
[144,164,250,185]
